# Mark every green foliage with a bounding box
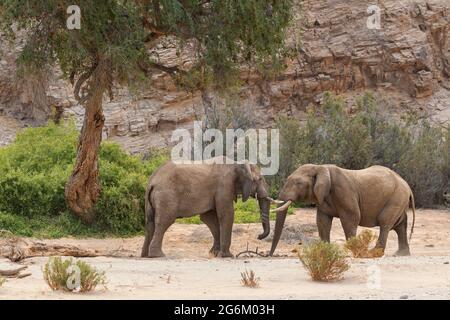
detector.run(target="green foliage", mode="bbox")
[297,241,350,282]
[0,211,107,238]
[178,198,294,224]
[1,0,294,93]
[0,122,168,236]
[299,93,372,168]
[272,92,449,207]
[396,122,449,207]
[43,257,106,292]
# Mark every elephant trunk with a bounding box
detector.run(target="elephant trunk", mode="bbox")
[257,197,271,240]
[268,210,287,256]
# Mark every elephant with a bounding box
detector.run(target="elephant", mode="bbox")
[141,157,275,258]
[269,164,416,257]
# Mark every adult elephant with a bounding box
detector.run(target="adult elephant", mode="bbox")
[141,157,275,258]
[269,164,416,257]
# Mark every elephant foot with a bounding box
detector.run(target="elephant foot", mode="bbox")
[209,247,220,257]
[394,248,411,256]
[148,248,166,258]
[217,250,234,258]
[141,247,148,258]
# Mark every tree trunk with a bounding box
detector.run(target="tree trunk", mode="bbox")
[65,65,107,223]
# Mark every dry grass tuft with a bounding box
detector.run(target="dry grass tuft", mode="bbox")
[297,241,350,282]
[43,256,106,293]
[240,269,260,288]
[345,230,382,258]
[0,276,5,287]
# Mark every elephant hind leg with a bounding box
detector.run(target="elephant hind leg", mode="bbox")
[393,213,410,256]
[200,210,220,257]
[148,214,176,258]
[141,221,155,257]
[374,198,409,256]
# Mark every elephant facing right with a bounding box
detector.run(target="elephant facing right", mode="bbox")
[269,164,416,257]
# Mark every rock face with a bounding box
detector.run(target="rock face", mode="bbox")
[1,0,449,153]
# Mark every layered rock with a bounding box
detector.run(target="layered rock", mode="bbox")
[0,0,449,153]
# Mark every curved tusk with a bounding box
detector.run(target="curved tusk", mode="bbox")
[270,200,292,212]
[266,197,284,204]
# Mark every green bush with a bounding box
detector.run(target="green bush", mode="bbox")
[297,241,350,282]
[178,198,295,224]
[396,122,449,207]
[43,257,106,292]
[0,121,168,236]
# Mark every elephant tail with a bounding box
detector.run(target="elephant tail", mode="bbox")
[145,185,155,226]
[409,191,416,241]
[141,185,156,257]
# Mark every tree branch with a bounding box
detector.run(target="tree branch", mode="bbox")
[74,62,98,104]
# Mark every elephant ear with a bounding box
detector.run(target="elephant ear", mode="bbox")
[238,163,254,202]
[313,166,331,206]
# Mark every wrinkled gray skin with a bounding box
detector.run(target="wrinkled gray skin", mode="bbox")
[270,164,416,256]
[141,158,270,258]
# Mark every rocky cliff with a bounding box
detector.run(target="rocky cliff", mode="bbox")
[1,0,449,152]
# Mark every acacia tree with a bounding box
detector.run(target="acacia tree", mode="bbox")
[0,0,294,223]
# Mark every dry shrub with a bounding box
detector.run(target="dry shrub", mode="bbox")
[0,277,5,287]
[43,257,106,293]
[297,241,350,282]
[345,230,378,258]
[241,269,260,288]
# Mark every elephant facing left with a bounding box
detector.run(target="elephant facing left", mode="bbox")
[141,157,274,258]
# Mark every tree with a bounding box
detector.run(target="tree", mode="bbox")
[0,0,294,223]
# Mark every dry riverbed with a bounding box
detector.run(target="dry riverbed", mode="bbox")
[1,208,449,299]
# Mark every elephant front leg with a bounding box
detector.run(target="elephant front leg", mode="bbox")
[317,210,333,242]
[141,221,155,257]
[216,204,235,258]
[200,210,221,257]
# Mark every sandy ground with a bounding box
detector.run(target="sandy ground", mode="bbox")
[1,208,450,300]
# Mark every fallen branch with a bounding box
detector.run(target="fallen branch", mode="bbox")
[0,237,99,262]
[236,243,268,258]
[0,234,137,262]
[0,266,31,278]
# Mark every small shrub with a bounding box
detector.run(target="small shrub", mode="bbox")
[345,230,378,258]
[297,241,350,282]
[240,269,260,288]
[43,257,106,292]
[0,277,5,287]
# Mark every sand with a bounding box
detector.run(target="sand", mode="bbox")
[1,208,449,300]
